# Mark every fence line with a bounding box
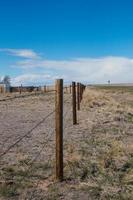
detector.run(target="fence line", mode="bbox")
[0,84,71,102]
[0,79,86,198]
[28,89,73,200]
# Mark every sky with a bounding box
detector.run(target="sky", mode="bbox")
[0,0,133,85]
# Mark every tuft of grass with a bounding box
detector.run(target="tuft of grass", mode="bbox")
[80,184,103,199]
[0,161,52,199]
[126,113,133,122]
[46,184,61,200]
[0,184,18,198]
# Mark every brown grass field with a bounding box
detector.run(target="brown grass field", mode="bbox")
[0,86,133,200]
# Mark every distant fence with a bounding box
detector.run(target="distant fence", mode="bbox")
[10,86,37,93]
[0,85,57,94]
[0,79,86,198]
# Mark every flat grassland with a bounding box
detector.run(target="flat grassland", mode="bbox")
[0,87,133,200]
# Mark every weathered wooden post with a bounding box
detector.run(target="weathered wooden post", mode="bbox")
[81,83,83,100]
[44,85,47,93]
[19,84,22,94]
[72,82,77,125]
[55,79,63,181]
[70,85,72,94]
[77,82,80,110]
[80,84,82,101]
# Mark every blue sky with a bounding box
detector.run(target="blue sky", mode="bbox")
[0,0,133,85]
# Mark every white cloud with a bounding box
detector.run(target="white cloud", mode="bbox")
[12,56,133,84]
[0,48,39,59]
[11,74,56,86]
[1,48,133,84]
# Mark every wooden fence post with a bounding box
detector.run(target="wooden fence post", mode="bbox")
[72,82,77,125]
[70,85,72,94]
[77,82,80,110]
[79,83,81,102]
[44,85,46,93]
[55,79,63,181]
[81,83,83,100]
[20,84,22,94]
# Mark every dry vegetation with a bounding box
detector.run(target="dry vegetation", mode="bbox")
[0,87,133,200]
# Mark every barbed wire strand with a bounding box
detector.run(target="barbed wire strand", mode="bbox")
[0,90,56,102]
[0,109,55,158]
[1,91,72,199]
[27,95,72,200]
[7,128,54,200]
[0,92,72,159]
[25,129,55,200]
[0,87,71,152]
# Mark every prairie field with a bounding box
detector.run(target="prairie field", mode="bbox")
[0,86,133,200]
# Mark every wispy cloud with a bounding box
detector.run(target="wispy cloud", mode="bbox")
[11,74,57,86]
[1,48,133,85]
[0,48,40,59]
[12,56,133,84]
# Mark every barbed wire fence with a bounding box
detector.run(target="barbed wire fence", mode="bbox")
[0,79,86,199]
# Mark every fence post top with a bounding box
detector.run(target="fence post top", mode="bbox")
[56,79,63,82]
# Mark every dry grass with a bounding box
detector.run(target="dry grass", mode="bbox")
[0,87,133,199]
